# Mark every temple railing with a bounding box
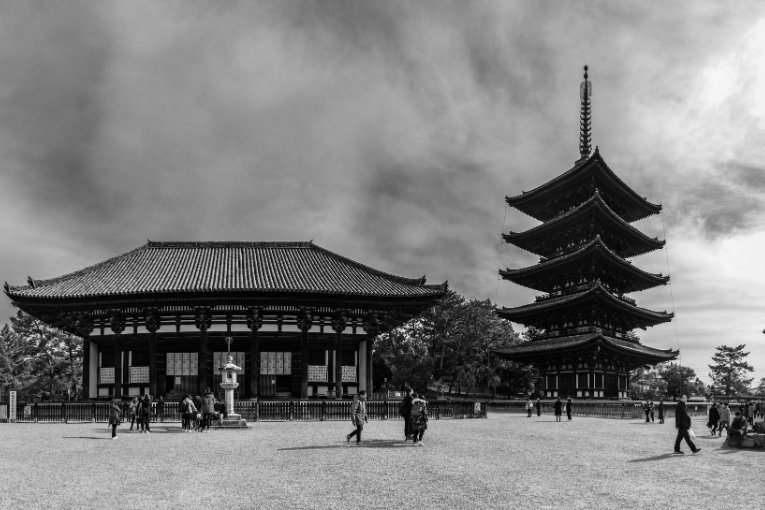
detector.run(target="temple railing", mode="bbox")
[0,400,487,423]
[487,400,712,419]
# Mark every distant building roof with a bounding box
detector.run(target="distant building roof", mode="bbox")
[5,241,447,301]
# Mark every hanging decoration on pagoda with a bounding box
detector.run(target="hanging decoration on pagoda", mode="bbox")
[496,66,678,400]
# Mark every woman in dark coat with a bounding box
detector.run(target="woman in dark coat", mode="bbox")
[553,397,562,422]
[139,394,152,433]
[108,399,122,439]
[707,403,720,435]
[673,395,700,454]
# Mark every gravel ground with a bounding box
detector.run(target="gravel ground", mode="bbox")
[0,414,762,510]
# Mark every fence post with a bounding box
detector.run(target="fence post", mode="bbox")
[255,400,260,422]
[91,401,96,422]
[289,401,294,421]
[62,402,67,423]
[321,400,326,421]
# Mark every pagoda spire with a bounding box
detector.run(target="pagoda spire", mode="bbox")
[578,65,592,162]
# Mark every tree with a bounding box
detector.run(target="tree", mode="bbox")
[656,363,703,399]
[7,311,83,400]
[755,378,765,397]
[630,368,667,400]
[708,344,754,396]
[0,323,36,397]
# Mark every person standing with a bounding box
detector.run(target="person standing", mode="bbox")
[643,401,651,423]
[410,393,429,446]
[200,387,216,432]
[128,396,139,431]
[648,401,655,422]
[746,402,754,427]
[181,394,197,432]
[657,399,665,424]
[535,397,541,417]
[401,388,414,441]
[717,402,731,436]
[553,397,562,422]
[673,395,700,454]
[707,403,720,435]
[526,397,533,418]
[139,394,153,433]
[108,399,122,439]
[346,390,368,445]
[565,397,573,421]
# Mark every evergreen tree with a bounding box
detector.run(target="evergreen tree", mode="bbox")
[708,344,753,396]
[657,363,699,399]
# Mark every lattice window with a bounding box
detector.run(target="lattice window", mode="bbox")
[307,365,328,382]
[100,367,115,384]
[130,366,150,384]
[342,365,357,383]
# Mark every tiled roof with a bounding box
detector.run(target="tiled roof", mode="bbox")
[505,149,662,222]
[5,241,447,300]
[495,333,678,361]
[499,236,669,293]
[498,283,674,325]
[503,191,665,258]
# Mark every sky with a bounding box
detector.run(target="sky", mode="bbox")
[1,0,764,388]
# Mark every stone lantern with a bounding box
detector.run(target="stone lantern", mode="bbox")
[218,337,248,428]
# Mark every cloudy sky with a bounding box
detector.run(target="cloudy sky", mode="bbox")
[1,0,764,387]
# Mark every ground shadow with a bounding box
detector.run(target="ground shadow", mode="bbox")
[278,439,412,451]
[626,453,678,463]
[62,436,112,440]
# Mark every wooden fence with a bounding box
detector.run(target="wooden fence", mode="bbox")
[0,400,486,423]
[487,400,713,420]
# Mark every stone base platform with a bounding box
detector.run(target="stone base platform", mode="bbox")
[215,413,249,429]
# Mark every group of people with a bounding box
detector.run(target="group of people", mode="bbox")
[108,394,155,439]
[345,387,429,447]
[525,396,572,421]
[178,388,227,432]
[706,401,762,447]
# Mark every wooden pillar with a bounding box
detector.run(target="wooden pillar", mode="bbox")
[109,311,126,398]
[195,307,212,394]
[73,314,93,400]
[331,312,346,400]
[145,309,161,398]
[247,308,263,399]
[363,313,380,396]
[297,308,313,400]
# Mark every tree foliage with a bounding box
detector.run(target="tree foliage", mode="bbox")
[657,363,705,399]
[708,344,754,396]
[373,291,524,396]
[0,311,82,400]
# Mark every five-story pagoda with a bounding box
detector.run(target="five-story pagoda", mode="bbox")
[496,67,678,399]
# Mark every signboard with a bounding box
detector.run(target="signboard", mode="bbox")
[9,391,17,422]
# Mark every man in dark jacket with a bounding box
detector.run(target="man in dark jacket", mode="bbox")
[401,388,414,441]
[674,395,700,454]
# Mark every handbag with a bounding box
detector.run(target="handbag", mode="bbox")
[688,428,696,439]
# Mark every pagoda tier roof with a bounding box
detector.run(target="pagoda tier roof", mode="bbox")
[497,282,673,328]
[503,191,665,258]
[505,149,662,222]
[494,332,678,364]
[5,241,447,306]
[499,236,669,293]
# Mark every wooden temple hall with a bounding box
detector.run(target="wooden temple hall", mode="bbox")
[496,67,678,399]
[4,241,447,400]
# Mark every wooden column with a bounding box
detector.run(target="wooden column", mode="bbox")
[73,314,93,400]
[145,309,161,398]
[109,311,126,398]
[247,308,263,399]
[331,312,346,400]
[363,314,380,396]
[297,308,313,400]
[195,307,212,394]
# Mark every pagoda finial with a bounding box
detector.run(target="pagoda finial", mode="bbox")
[578,65,592,162]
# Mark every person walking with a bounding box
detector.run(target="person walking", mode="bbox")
[535,397,541,417]
[657,399,665,424]
[410,393,429,446]
[553,397,562,422]
[565,397,573,421]
[673,395,700,454]
[401,388,414,441]
[346,390,368,446]
[138,394,153,433]
[200,387,216,432]
[717,402,731,436]
[108,398,122,439]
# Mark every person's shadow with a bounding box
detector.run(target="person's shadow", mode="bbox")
[278,439,409,451]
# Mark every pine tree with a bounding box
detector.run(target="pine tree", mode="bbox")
[708,344,754,396]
